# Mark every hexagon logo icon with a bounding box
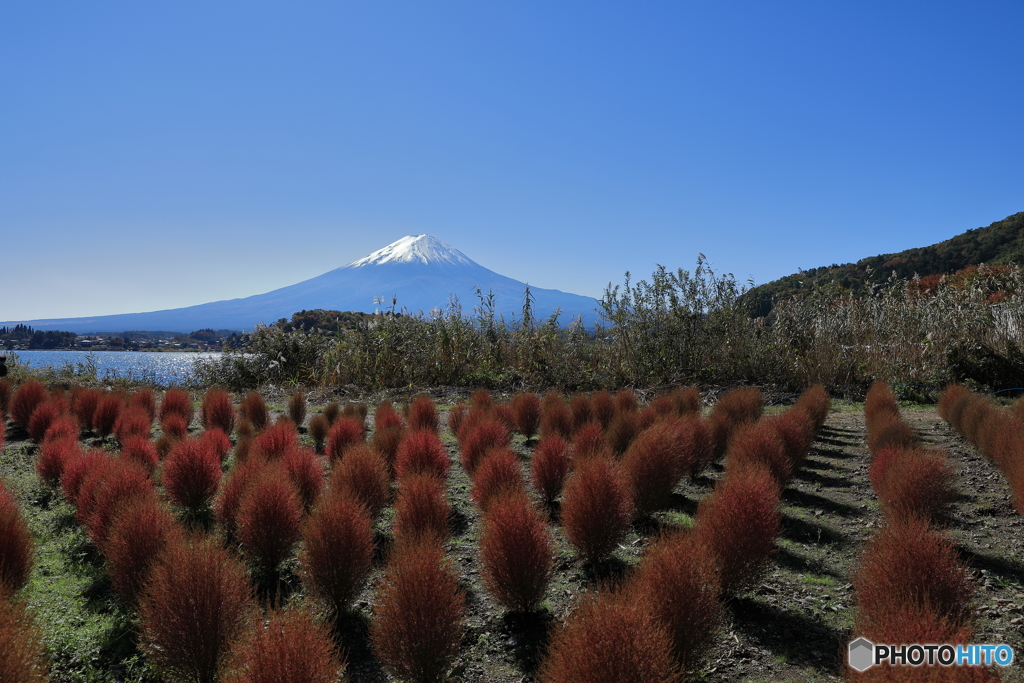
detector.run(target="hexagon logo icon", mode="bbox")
[849,637,875,672]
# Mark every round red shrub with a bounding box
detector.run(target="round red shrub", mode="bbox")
[287,390,306,427]
[252,419,298,461]
[200,388,235,435]
[480,494,553,612]
[159,388,194,427]
[693,463,780,597]
[280,447,325,511]
[621,422,686,517]
[60,449,107,505]
[236,474,302,571]
[395,429,450,482]
[0,589,49,682]
[92,394,124,439]
[79,460,155,547]
[540,393,573,440]
[238,392,268,432]
[459,420,509,476]
[538,588,681,683]
[200,428,233,462]
[605,410,641,457]
[102,493,181,605]
[299,495,375,614]
[509,392,541,440]
[10,381,47,429]
[374,400,404,432]
[631,531,722,671]
[114,405,152,445]
[72,387,102,431]
[531,434,570,504]
[670,386,702,416]
[371,539,465,683]
[446,402,467,438]
[35,437,79,488]
[591,391,616,428]
[161,412,189,440]
[0,478,34,593]
[329,444,391,518]
[724,422,791,485]
[568,394,594,433]
[406,394,439,434]
[561,459,633,565]
[222,605,346,683]
[393,473,451,545]
[139,535,254,683]
[471,448,526,513]
[571,422,610,464]
[27,401,60,443]
[325,417,364,463]
[162,439,222,510]
[215,458,267,533]
[128,388,157,423]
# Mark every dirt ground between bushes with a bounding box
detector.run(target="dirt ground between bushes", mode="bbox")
[4,392,1024,682]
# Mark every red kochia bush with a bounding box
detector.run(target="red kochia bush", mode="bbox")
[93,394,124,439]
[794,384,830,431]
[873,447,957,522]
[446,402,467,438]
[864,380,900,427]
[299,495,375,614]
[853,515,975,640]
[693,463,780,597]
[371,538,465,683]
[670,386,702,416]
[571,422,611,464]
[325,417,364,462]
[114,405,152,445]
[160,388,193,427]
[215,458,266,533]
[459,420,509,476]
[605,410,641,457]
[77,460,154,547]
[222,606,345,683]
[128,388,157,424]
[509,392,541,440]
[60,449,107,505]
[238,392,268,432]
[938,383,974,432]
[395,429,450,481]
[139,535,254,683]
[102,495,181,605]
[11,381,48,428]
[540,392,573,440]
[764,411,815,472]
[393,473,451,545]
[0,478,34,593]
[480,494,553,612]
[287,390,306,427]
[538,588,681,683]
[561,459,633,564]
[72,387,102,431]
[329,444,391,518]
[42,415,79,445]
[235,474,303,571]
[280,447,325,511]
[531,434,570,504]
[471,448,526,513]
[621,422,686,517]
[200,388,235,435]
[27,401,60,443]
[866,414,919,455]
[724,422,791,485]
[374,400,405,432]
[631,530,721,672]
[0,590,50,683]
[160,413,189,441]
[308,414,329,453]
[406,394,439,434]
[200,428,233,462]
[252,419,298,461]
[568,394,595,432]
[162,439,222,510]
[0,378,12,420]
[590,391,616,428]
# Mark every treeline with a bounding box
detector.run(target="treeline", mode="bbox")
[194,259,1024,397]
[1,325,77,349]
[747,211,1024,315]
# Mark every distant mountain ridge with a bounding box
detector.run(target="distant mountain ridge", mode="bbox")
[1,235,600,334]
[748,212,1024,315]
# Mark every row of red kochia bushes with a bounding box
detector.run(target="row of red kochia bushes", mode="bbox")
[940,384,1024,516]
[539,385,831,682]
[0,472,49,683]
[850,382,993,682]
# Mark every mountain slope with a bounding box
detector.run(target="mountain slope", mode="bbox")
[748,212,1024,315]
[2,235,600,333]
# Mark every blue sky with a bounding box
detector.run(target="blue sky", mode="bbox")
[2,1,1022,322]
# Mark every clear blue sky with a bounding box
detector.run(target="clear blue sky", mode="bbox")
[2,1,1022,322]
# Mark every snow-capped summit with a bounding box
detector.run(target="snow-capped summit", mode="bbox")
[347,235,475,268]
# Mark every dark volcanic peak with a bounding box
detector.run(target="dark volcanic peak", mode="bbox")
[3,235,599,333]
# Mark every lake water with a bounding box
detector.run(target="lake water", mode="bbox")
[6,350,222,386]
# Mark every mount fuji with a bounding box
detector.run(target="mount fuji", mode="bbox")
[4,235,600,333]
